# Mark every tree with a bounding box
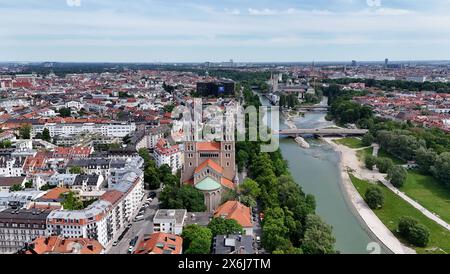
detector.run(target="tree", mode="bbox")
[69,166,83,174]
[376,157,394,173]
[207,218,244,237]
[24,181,33,189]
[58,107,72,117]
[61,191,84,210]
[19,124,31,139]
[398,216,430,247]
[238,178,261,198]
[181,225,212,254]
[362,133,375,146]
[42,128,51,142]
[409,224,430,247]
[415,147,437,174]
[365,155,377,170]
[302,214,336,254]
[159,185,206,212]
[0,140,12,148]
[365,186,384,209]
[431,152,450,187]
[10,184,24,192]
[387,166,408,188]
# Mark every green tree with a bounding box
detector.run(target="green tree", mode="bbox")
[398,216,430,247]
[61,191,84,210]
[431,152,450,186]
[69,166,83,174]
[376,157,394,173]
[159,185,206,212]
[387,165,408,188]
[19,124,31,139]
[42,128,51,142]
[362,133,375,146]
[302,214,336,254]
[207,218,244,237]
[10,184,24,192]
[181,225,212,254]
[24,181,33,189]
[365,155,377,170]
[365,186,384,209]
[0,140,12,148]
[58,107,72,117]
[238,178,261,198]
[415,147,437,174]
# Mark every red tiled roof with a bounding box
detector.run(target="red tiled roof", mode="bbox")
[134,233,183,255]
[195,159,223,174]
[214,201,252,228]
[196,142,220,151]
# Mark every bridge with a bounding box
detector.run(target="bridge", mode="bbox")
[296,105,331,110]
[279,128,368,137]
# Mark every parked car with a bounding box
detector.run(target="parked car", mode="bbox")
[148,192,157,199]
[112,240,119,247]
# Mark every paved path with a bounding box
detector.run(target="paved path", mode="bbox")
[330,138,450,247]
[379,179,450,231]
[324,138,416,254]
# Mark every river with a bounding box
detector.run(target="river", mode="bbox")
[259,95,387,254]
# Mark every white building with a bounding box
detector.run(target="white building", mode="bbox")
[153,209,187,235]
[32,122,136,138]
[153,138,183,174]
[46,169,144,248]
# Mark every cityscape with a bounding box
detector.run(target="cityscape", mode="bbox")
[1,0,450,270]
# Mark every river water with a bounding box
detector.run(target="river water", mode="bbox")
[259,95,386,254]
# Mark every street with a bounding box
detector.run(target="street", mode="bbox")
[107,194,160,254]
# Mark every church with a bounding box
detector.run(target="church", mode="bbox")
[181,140,237,212]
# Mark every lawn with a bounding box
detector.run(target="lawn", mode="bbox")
[350,174,450,254]
[377,149,406,165]
[401,170,450,225]
[334,138,365,149]
[356,147,374,161]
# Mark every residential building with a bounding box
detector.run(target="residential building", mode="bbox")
[153,138,183,174]
[0,208,51,254]
[214,201,253,235]
[213,235,255,254]
[153,209,187,235]
[134,232,183,254]
[0,177,26,192]
[23,235,104,254]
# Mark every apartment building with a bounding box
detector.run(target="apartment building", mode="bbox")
[152,209,187,235]
[0,208,50,254]
[32,122,136,138]
[153,138,183,174]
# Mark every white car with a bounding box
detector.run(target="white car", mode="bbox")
[112,240,119,247]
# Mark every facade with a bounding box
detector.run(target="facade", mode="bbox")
[32,122,136,138]
[0,208,50,254]
[46,170,144,248]
[152,209,187,235]
[182,141,237,212]
[153,138,183,174]
[0,156,26,177]
[0,177,26,192]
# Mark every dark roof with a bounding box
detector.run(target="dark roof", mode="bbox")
[0,208,51,224]
[213,235,254,255]
[74,174,100,186]
[0,176,26,187]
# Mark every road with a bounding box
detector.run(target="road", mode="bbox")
[107,194,160,254]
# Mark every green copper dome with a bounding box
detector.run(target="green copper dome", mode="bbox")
[195,177,221,191]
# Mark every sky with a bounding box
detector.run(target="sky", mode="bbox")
[1,0,450,62]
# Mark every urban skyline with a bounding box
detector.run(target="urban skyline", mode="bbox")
[1,0,450,62]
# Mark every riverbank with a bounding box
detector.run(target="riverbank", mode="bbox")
[323,137,416,254]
